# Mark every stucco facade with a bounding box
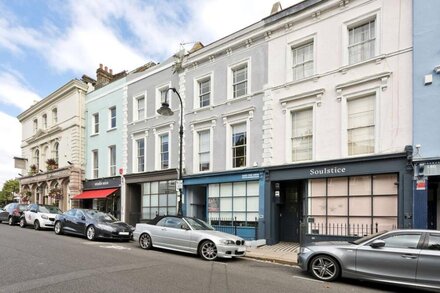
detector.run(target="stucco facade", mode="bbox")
[17,79,88,211]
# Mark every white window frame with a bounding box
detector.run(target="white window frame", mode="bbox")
[193,127,213,173]
[33,118,38,133]
[109,106,116,130]
[342,11,380,66]
[340,88,379,157]
[155,129,172,170]
[285,105,315,163]
[42,114,47,129]
[132,136,146,173]
[133,92,146,121]
[286,34,316,82]
[193,72,213,110]
[227,58,251,100]
[156,82,172,113]
[225,119,250,170]
[108,145,116,176]
[92,149,99,179]
[52,108,58,124]
[92,113,99,135]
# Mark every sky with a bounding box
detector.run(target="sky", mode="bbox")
[0,0,299,189]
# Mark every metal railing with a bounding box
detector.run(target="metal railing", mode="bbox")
[210,217,258,241]
[308,222,397,237]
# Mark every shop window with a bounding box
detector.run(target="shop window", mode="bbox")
[141,180,177,220]
[208,181,259,226]
[308,174,397,236]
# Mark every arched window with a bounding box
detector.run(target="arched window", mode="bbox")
[34,149,40,169]
[53,142,59,164]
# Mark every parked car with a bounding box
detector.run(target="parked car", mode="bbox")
[133,215,247,261]
[54,208,134,241]
[0,203,28,225]
[19,204,62,230]
[298,229,440,290]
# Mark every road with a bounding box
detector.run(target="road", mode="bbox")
[0,223,424,293]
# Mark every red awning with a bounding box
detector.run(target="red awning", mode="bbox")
[72,188,118,200]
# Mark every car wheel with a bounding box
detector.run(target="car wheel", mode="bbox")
[310,255,340,282]
[86,225,96,241]
[139,233,152,250]
[54,221,63,235]
[19,218,26,228]
[199,240,218,261]
[8,217,14,226]
[34,220,40,230]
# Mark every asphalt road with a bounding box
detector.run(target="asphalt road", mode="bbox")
[0,223,425,293]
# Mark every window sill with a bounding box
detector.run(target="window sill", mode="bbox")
[107,127,117,133]
[90,133,99,137]
[226,94,251,104]
[192,105,213,114]
[339,54,385,73]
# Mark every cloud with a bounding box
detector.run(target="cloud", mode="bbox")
[0,111,21,188]
[0,70,41,111]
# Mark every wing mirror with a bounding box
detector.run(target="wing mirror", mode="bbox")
[181,224,190,230]
[370,239,385,248]
[81,216,86,221]
[30,209,37,213]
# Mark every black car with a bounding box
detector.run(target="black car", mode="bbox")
[0,203,28,225]
[54,208,134,241]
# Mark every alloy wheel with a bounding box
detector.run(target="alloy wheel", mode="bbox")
[200,241,218,261]
[54,222,62,235]
[8,217,13,226]
[139,233,152,249]
[34,220,40,230]
[19,218,26,228]
[310,255,339,281]
[86,226,95,241]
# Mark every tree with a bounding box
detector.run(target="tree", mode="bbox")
[0,179,19,206]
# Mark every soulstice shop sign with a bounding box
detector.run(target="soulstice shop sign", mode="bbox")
[309,167,347,176]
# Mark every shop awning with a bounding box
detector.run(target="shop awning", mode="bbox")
[72,188,118,200]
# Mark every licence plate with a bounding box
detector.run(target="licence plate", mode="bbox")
[119,232,129,236]
[237,247,245,252]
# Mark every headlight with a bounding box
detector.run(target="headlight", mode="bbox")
[219,239,235,245]
[299,247,312,254]
[41,215,48,219]
[97,224,115,232]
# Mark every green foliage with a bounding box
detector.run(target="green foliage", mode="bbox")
[0,179,19,206]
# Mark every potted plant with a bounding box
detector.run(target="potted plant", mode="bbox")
[48,187,63,200]
[46,158,58,171]
[29,164,37,175]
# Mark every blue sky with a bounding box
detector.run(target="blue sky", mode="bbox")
[0,0,298,189]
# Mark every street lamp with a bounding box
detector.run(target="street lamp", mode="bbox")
[157,87,184,216]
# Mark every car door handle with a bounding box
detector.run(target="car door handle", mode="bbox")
[401,254,418,259]
[161,228,166,231]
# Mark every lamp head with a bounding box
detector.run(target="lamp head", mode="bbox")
[157,102,174,116]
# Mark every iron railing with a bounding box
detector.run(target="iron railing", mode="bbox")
[210,217,258,241]
[308,222,397,237]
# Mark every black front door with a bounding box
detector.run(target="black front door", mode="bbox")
[279,182,302,242]
[428,180,438,230]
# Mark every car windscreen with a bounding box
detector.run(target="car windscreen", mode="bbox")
[85,210,117,222]
[18,204,28,211]
[351,231,387,245]
[184,217,215,231]
[39,206,62,214]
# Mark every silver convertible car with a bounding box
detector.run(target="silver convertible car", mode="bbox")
[298,229,440,290]
[133,216,246,261]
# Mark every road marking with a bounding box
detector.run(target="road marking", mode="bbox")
[99,245,131,250]
[292,275,324,283]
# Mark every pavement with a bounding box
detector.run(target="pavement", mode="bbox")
[245,242,299,266]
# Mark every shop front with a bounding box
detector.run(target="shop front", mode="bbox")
[72,177,121,218]
[413,158,440,230]
[184,169,266,241]
[124,169,177,225]
[266,153,413,245]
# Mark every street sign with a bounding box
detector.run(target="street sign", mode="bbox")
[175,180,183,191]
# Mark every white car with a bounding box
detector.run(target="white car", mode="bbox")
[133,216,246,261]
[20,204,62,230]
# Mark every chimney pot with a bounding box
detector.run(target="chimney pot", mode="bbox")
[109,69,113,74]
[104,66,108,72]
[99,64,103,69]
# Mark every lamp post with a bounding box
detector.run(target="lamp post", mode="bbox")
[157,87,184,216]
